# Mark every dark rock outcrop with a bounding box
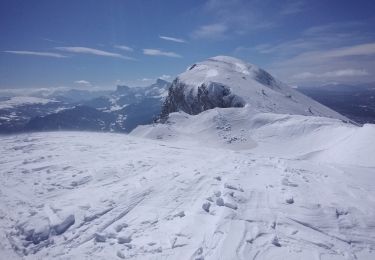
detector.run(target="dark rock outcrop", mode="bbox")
[160,78,244,120]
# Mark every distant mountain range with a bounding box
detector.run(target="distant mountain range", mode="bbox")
[299,83,375,124]
[0,79,170,133]
[1,75,375,134]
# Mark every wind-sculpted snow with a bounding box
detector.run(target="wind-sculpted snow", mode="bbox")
[161,56,351,122]
[135,107,374,167]
[1,128,374,259]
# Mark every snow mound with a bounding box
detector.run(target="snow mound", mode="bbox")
[133,107,374,167]
[161,56,350,122]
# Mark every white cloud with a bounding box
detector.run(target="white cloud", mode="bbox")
[114,45,134,52]
[115,75,174,88]
[42,38,65,44]
[74,80,92,86]
[158,75,171,80]
[302,21,364,37]
[4,50,67,58]
[292,69,369,80]
[273,57,372,81]
[55,46,135,60]
[142,78,153,82]
[192,0,277,40]
[191,23,228,39]
[237,21,375,84]
[321,43,375,58]
[328,69,369,77]
[275,43,375,69]
[252,22,369,58]
[143,49,181,58]
[159,36,186,43]
[205,0,239,10]
[253,40,320,55]
[140,75,172,83]
[280,0,305,15]
[263,39,375,84]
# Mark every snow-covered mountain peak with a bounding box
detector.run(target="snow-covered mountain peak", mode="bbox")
[183,55,280,91]
[182,55,258,86]
[155,78,169,86]
[115,85,131,94]
[162,56,350,122]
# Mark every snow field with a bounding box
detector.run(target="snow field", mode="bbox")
[0,129,374,259]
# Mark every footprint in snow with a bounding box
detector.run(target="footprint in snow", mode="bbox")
[335,208,349,218]
[166,211,185,220]
[202,202,211,212]
[224,202,238,210]
[285,197,294,204]
[281,177,298,187]
[118,236,132,244]
[226,191,234,197]
[270,221,276,229]
[224,183,244,192]
[216,197,224,206]
[171,236,189,249]
[117,250,125,259]
[271,236,281,247]
[214,191,221,197]
[95,233,107,243]
[174,211,185,218]
[215,194,238,210]
[115,223,128,233]
[192,247,204,260]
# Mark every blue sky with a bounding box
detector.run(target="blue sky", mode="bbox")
[1,0,375,89]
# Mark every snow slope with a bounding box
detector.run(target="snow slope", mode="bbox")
[161,56,350,122]
[134,107,374,167]
[1,125,374,259]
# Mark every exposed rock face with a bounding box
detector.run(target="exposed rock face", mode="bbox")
[161,79,244,119]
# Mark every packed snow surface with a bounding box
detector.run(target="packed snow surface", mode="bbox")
[1,111,374,259]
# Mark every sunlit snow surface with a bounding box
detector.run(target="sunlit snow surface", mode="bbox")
[1,109,375,259]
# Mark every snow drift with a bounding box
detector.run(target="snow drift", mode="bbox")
[1,130,374,259]
[134,107,375,167]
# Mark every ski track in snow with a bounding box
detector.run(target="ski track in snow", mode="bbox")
[0,129,374,260]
